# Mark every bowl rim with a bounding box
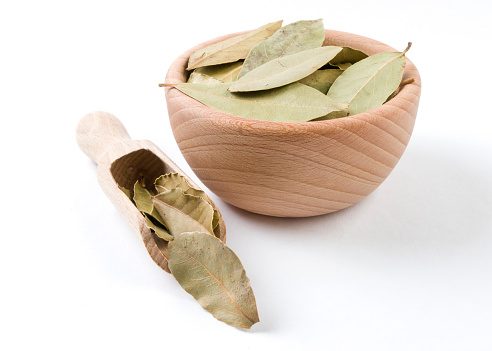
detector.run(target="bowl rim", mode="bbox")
[165,28,421,133]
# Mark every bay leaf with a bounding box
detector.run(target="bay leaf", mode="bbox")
[212,209,222,239]
[133,181,165,224]
[337,63,352,70]
[152,188,214,236]
[310,108,350,121]
[176,82,347,122]
[133,181,154,214]
[145,215,173,241]
[187,21,282,70]
[168,231,259,329]
[229,46,343,92]
[238,19,325,78]
[118,185,133,202]
[155,173,208,200]
[329,46,368,69]
[327,44,410,115]
[155,173,223,239]
[187,72,222,85]
[299,69,342,93]
[299,69,343,85]
[212,210,220,230]
[385,78,415,103]
[300,83,331,94]
[194,61,243,82]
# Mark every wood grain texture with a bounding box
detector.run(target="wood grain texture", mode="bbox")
[76,111,226,273]
[165,30,421,217]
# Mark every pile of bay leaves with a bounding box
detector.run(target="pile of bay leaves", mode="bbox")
[120,174,259,329]
[172,19,411,121]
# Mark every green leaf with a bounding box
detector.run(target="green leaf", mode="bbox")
[145,215,173,241]
[155,173,223,240]
[168,232,259,329]
[329,46,368,69]
[327,44,410,115]
[299,83,330,94]
[336,62,352,70]
[133,181,165,224]
[229,46,342,92]
[299,69,343,84]
[212,210,220,230]
[194,61,243,82]
[133,181,154,214]
[187,21,282,70]
[187,72,222,84]
[175,82,347,122]
[299,69,343,93]
[155,173,208,200]
[310,108,349,121]
[238,19,325,78]
[152,189,214,236]
[212,209,222,238]
[118,185,133,202]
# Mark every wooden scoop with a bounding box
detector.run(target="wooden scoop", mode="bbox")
[76,111,226,273]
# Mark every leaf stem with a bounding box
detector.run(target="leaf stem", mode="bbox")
[400,78,415,87]
[402,42,412,55]
[158,83,177,87]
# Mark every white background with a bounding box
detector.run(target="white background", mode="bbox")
[1,1,491,350]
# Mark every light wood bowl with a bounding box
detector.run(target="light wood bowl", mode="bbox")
[165,30,421,217]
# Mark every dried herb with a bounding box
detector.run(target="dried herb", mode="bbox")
[119,173,258,329]
[229,46,342,92]
[187,21,282,70]
[194,61,243,82]
[298,69,343,94]
[329,46,368,69]
[238,19,325,78]
[152,188,215,236]
[175,82,347,122]
[187,72,222,85]
[327,43,411,115]
[172,19,412,121]
[169,232,259,329]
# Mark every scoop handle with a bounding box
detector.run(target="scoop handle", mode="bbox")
[76,111,131,164]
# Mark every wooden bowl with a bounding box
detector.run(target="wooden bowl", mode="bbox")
[165,29,421,217]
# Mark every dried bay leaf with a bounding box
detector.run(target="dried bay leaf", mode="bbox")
[385,78,415,103]
[229,46,343,92]
[133,181,154,214]
[145,215,173,241]
[194,61,243,82]
[187,72,222,85]
[299,69,343,93]
[187,21,282,70]
[155,173,208,200]
[327,43,411,115]
[176,82,346,122]
[168,232,259,329]
[238,19,325,78]
[212,210,220,230]
[310,108,349,121]
[299,69,343,84]
[152,188,215,236]
[329,46,368,69]
[155,173,197,192]
[300,83,330,94]
[155,173,223,239]
[118,185,133,202]
[133,180,167,228]
[337,62,352,70]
